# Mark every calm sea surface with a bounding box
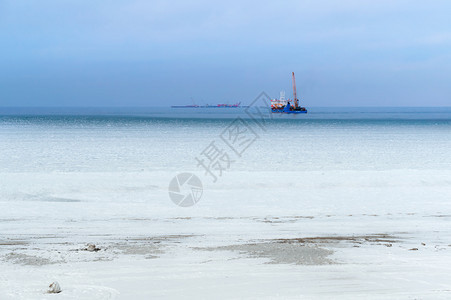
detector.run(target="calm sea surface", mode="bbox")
[0,107,450,174]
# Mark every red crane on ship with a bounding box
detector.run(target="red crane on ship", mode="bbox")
[292,71,299,109]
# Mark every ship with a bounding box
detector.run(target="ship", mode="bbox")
[171,104,200,108]
[271,72,307,114]
[171,102,249,108]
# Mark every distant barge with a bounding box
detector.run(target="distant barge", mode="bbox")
[171,102,249,108]
[271,72,307,114]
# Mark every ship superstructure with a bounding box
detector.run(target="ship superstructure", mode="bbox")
[271,72,307,114]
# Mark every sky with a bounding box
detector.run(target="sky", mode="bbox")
[1,0,451,107]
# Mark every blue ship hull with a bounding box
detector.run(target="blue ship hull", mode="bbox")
[271,100,307,114]
[272,109,307,114]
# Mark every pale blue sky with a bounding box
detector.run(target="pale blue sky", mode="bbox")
[1,0,450,107]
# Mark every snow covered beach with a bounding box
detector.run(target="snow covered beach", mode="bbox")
[1,109,451,299]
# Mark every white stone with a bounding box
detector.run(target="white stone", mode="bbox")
[48,281,61,293]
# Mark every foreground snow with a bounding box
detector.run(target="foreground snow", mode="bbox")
[1,170,450,299]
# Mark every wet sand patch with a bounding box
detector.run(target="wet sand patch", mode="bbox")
[273,234,399,245]
[2,253,63,266]
[198,242,334,265]
[123,234,196,242]
[0,240,29,246]
[98,235,197,258]
[197,234,400,265]
[112,242,165,257]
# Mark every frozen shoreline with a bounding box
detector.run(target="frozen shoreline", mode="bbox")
[1,170,451,298]
[1,216,450,299]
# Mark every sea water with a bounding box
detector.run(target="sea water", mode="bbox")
[0,106,450,218]
[1,107,450,174]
